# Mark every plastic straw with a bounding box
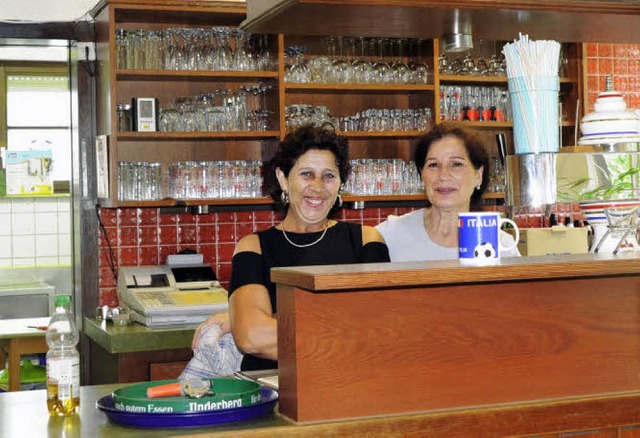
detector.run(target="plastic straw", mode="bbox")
[503,34,561,154]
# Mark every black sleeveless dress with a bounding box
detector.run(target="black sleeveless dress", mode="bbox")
[228,221,390,371]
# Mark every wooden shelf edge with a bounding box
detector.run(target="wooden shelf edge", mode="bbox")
[439,75,575,84]
[285,83,435,92]
[116,131,281,140]
[116,69,279,80]
[337,131,426,138]
[482,192,506,199]
[342,194,424,202]
[98,195,437,208]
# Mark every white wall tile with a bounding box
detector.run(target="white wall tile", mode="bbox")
[57,212,71,234]
[57,198,71,212]
[36,256,59,265]
[11,198,35,213]
[35,198,59,213]
[0,199,11,214]
[12,235,36,257]
[36,212,58,234]
[13,257,36,267]
[11,212,35,235]
[0,214,11,235]
[36,234,58,257]
[58,234,71,257]
[58,256,71,265]
[0,236,12,258]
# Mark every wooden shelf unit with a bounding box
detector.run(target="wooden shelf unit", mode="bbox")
[94,0,581,208]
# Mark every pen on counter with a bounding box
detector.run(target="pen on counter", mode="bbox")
[27,325,48,331]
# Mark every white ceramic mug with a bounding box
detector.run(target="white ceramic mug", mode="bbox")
[458,212,520,265]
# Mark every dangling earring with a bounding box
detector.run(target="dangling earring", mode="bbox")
[280,191,289,206]
[475,185,481,191]
[335,194,343,208]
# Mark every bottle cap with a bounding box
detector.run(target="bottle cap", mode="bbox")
[54,294,71,308]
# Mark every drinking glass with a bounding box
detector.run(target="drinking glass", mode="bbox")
[372,38,391,84]
[408,39,429,84]
[391,39,410,84]
[331,36,352,83]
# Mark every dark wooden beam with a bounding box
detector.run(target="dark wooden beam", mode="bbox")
[242,0,640,43]
[0,21,95,42]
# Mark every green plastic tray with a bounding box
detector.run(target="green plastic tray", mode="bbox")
[112,378,261,414]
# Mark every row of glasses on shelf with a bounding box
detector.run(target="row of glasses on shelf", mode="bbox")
[438,41,570,77]
[344,159,424,196]
[339,108,432,133]
[284,36,431,85]
[155,85,272,133]
[439,52,506,77]
[118,161,163,201]
[117,160,264,201]
[118,158,426,201]
[285,104,432,132]
[115,27,273,71]
[439,86,511,122]
[168,161,263,200]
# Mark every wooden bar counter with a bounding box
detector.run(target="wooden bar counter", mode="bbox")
[271,253,640,428]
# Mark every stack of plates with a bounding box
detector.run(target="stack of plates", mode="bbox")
[579,200,640,225]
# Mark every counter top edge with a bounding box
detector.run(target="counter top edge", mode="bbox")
[271,253,640,291]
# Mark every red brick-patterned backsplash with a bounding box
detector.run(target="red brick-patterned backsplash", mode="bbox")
[97,203,586,306]
[97,206,414,306]
[584,43,640,111]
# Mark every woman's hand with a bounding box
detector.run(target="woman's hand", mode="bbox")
[192,311,230,349]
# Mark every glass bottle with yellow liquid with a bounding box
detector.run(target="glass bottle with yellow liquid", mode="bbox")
[46,294,80,416]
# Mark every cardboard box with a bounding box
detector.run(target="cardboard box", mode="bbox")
[4,150,53,195]
[516,227,589,256]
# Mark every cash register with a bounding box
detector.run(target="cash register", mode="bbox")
[117,263,228,327]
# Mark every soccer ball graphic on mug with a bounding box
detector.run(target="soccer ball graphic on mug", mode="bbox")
[473,242,497,260]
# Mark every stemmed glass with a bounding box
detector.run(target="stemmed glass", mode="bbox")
[232,28,252,71]
[291,46,311,83]
[408,39,429,84]
[212,27,232,70]
[331,36,352,83]
[350,37,370,84]
[459,53,475,76]
[391,39,410,84]
[470,40,488,76]
[372,38,390,84]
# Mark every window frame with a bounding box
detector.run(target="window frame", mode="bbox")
[0,61,69,149]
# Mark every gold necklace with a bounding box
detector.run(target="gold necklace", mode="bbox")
[281,223,329,248]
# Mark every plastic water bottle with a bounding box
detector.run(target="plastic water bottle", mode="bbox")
[46,294,80,416]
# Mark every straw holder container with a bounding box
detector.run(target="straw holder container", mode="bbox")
[508,76,560,154]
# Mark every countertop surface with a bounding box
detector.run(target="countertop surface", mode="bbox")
[4,383,640,437]
[0,317,49,339]
[271,252,640,291]
[0,383,289,437]
[83,317,196,354]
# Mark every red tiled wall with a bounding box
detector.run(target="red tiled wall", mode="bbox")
[96,203,585,306]
[584,43,640,111]
[97,206,416,306]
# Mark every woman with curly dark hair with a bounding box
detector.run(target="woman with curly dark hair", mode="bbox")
[376,122,519,262]
[193,125,389,372]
